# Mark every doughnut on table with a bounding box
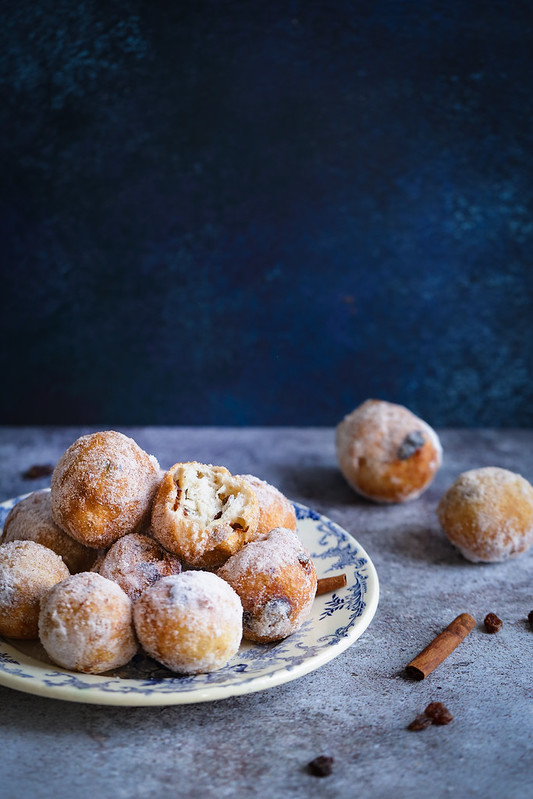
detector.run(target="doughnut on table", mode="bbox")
[0,427,531,799]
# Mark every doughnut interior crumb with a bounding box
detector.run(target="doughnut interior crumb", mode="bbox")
[175,463,251,532]
[151,462,259,568]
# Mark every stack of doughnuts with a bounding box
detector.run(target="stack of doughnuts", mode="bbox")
[0,430,316,676]
[3,405,530,680]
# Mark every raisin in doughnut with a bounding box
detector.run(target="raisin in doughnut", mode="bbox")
[437,467,533,562]
[0,540,70,639]
[237,474,296,538]
[1,490,96,573]
[336,399,442,503]
[133,571,242,674]
[98,533,182,601]
[217,527,317,643]
[39,572,137,673]
[151,462,259,569]
[51,431,161,549]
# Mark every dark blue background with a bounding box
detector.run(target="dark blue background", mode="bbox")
[2,1,532,426]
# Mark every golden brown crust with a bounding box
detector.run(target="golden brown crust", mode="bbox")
[437,467,533,562]
[50,431,161,549]
[336,399,442,503]
[217,527,317,643]
[237,474,296,538]
[98,533,182,601]
[150,462,259,569]
[2,490,96,573]
[0,540,70,639]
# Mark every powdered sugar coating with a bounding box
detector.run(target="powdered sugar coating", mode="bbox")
[51,431,161,548]
[39,572,137,673]
[1,490,96,573]
[219,527,305,576]
[133,571,242,673]
[336,399,442,503]
[237,474,296,538]
[99,533,182,601]
[437,467,533,562]
[0,540,70,639]
[217,527,317,643]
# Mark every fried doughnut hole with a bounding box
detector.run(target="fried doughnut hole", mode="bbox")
[151,462,259,569]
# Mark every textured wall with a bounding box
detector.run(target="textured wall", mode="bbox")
[1,1,532,425]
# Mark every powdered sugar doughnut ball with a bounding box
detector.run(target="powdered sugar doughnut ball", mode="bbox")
[39,572,137,673]
[133,572,242,674]
[237,474,296,538]
[336,399,442,503]
[1,491,96,573]
[217,527,317,643]
[51,431,161,549]
[0,540,70,639]
[437,467,533,562]
[98,533,182,601]
[151,462,259,569]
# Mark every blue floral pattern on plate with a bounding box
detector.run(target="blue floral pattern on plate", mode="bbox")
[0,494,379,706]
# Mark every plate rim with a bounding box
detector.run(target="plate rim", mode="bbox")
[0,496,379,706]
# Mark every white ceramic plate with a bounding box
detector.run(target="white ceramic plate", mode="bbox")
[0,495,379,706]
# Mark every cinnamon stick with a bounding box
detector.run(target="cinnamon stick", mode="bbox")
[405,613,476,680]
[315,573,347,596]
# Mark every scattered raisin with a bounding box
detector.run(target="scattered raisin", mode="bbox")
[484,613,503,634]
[307,756,334,777]
[397,431,426,460]
[424,702,453,725]
[407,715,432,731]
[528,611,533,628]
[22,464,54,479]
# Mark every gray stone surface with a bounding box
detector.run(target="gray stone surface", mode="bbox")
[0,427,532,799]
